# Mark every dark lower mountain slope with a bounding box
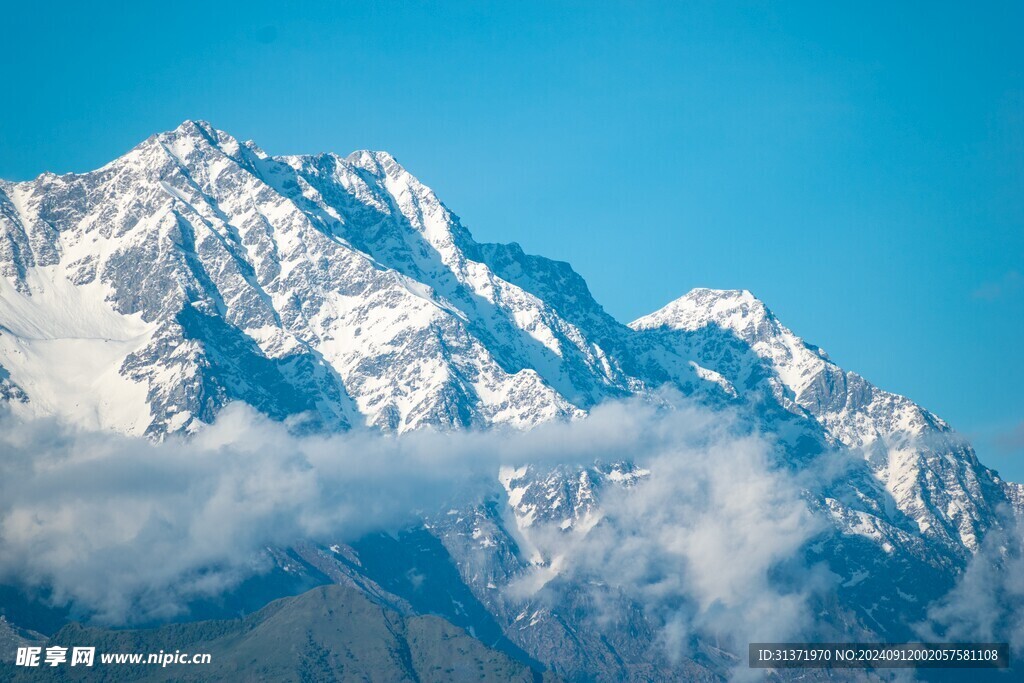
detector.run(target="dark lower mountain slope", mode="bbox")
[2,584,551,682]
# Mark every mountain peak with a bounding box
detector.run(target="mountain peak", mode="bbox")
[344,149,406,179]
[155,119,223,147]
[151,119,243,161]
[630,287,772,332]
[173,118,218,137]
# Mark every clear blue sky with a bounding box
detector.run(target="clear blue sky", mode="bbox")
[2,2,1022,475]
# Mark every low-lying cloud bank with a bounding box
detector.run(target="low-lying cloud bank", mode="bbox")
[921,505,1024,651]
[505,407,831,664]
[0,395,835,665]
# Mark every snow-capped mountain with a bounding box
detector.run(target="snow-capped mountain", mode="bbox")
[632,288,1018,557]
[0,120,635,436]
[1,121,1018,680]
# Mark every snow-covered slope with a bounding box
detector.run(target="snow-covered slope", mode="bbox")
[631,288,1017,557]
[0,121,638,436]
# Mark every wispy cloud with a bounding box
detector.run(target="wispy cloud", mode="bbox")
[0,399,640,623]
[0,395,833,676]
[512,425,829,679]
[921,506,1024,651]
[973,270,1023,301]
[994,421,1024,453]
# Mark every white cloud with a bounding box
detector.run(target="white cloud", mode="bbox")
[994,421,1024,454]
[920,505,1024,650]
[972,270,1023,301]
[0,395,830,671]
[503,406,830,680]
